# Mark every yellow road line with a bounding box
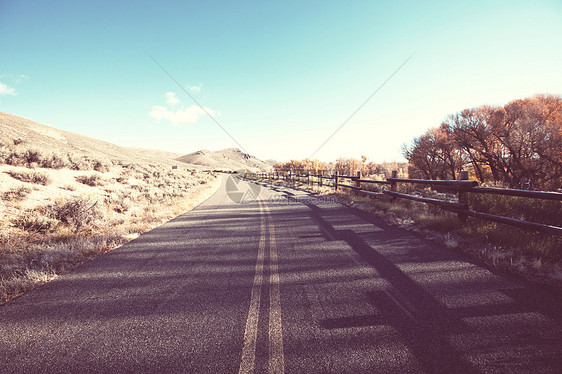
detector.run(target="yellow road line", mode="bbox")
[265,205,285,374]
[238,202,266,374]
[239,201,285,374]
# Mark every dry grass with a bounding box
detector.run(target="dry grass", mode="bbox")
[0,111,192,170]
[0,139,112,172]
[0,111,232,303]
[1,159,220,303]
[350,192,561,262]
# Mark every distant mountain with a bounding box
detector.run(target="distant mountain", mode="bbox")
[175,148,273,172]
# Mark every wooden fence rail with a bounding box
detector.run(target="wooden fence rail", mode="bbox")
[246,170,562,236]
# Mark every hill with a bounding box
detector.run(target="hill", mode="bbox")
[0,112,272,172]
[0,111,190,167]
[176,148,273,172]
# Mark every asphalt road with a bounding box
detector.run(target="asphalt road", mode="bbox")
[1,175,561,373]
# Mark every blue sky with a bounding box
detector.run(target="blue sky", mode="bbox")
[1,0,561,163]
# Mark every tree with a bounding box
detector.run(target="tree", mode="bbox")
[404,94,562,190]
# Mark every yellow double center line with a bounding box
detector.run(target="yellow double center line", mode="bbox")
[239,201,284,374]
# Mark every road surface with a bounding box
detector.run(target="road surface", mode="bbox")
[1,175,561,373]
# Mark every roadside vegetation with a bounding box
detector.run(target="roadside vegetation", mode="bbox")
[0,138,220,303]
[265,175,562,286]
[268,94,562,286]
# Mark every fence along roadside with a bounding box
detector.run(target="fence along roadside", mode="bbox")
[247,170,562,237]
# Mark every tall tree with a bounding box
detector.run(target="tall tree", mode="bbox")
[404,94,562,190]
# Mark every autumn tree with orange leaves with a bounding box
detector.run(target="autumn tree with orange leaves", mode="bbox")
[274,157,407,179]
[403,94,562,190]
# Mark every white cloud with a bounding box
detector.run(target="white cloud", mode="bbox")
[151,88,217,125]
[149,104,215,125]
[0,82,16,96]
[165,91,180,106]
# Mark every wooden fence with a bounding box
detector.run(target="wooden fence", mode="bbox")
[246,170,562,236]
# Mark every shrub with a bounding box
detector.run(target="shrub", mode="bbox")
[66,154,92,170]
[4,150,26,167]
[93,160,111,172]
[0,140,72,169]
[2,185,32,201]
[4,149,47,168]
[105,191,134,213]
[23,149,42,166]
[40,153,68,169]
[7,170,52,185]
[76,174,104,187]
[13,212,59,233]
[47,197,103,233]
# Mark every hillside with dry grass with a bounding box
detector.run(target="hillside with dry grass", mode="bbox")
[0,112,196,168]
[176,148,274,172]
[0,112,224,302]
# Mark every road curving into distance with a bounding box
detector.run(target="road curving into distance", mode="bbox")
[1,174,561,373]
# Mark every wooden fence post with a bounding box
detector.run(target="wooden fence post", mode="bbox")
[355,170,362,196]
[319,171,323,187]
[335,174,339,193]
[458,170,469,222]
[390,170,398,202]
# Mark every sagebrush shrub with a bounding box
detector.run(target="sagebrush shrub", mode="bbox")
[7,170,52,185]
[76,174,103,186]
[105,191,134,213]
[23,149,42,166]
[2,186,32,201]
[67,154,91,170]
[4,150,26,167]
[40,153,68,169]
[47,197,103,233]
[93,160,111,172]
[13,212,59,233]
